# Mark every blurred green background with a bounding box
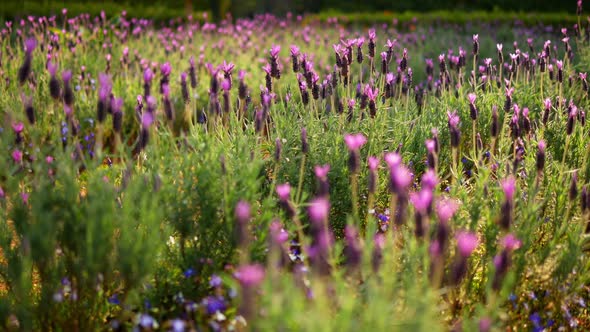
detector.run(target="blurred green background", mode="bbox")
[1,0,578,20]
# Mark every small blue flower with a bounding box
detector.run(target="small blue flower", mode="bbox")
[529,312,541,327]
[108,294,120,305]
[183,268,195,278]
[171,319,186,332]
[139,313,155,328]
[210,274,222,288]
[203,296,226,315]
[144,299,152,310]
[377,214,389,222]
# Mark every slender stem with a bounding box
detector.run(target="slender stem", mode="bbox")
[472,119,477,160]
[561,135,571,175]
[351,174,359,224]
[364,192,374,237]
[296,154,307,204]
[451,147,458,186]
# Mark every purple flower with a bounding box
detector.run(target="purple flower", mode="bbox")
[501,176,516,201]
[421,170,438,190]
[238,70,246,81]
[235,200,251,224]
[144,68,154,83]
[347,99,356,109]
[479,317,492,332]
[48,61,58,76]
[270,45,281,58]
[447,110,460,128]
[384,152,401,169]
[468,93,476,105]
[410,189,433,213]
[12,122,24,133]
[314,164,330,179]
[221,79,231,92]
[276,184,291,201]
[111,97,123,114]
[183,268,196,278]
[425,139,436,153]
[235,264,265,287]
[436,198,459,223]
[364,84,379,102]
[556,60,563,70]
[290,45,300,57]
[141,111,154,128]
[12,149,23,163]
[138,314,156,329]
[368,156,379,170]
[160,62,172,76]
[456,231,479,257]
[390,164,412,193]
[269,221,289,244]
[308,197,330,224]
[203,296,226,315]
[343,225,362,270]
[501,234,522,251]
[344,133,367,151]
[24,38,37,55]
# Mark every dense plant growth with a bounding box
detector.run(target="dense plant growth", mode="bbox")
[0,2,590,330]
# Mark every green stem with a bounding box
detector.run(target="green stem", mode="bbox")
[296,153,307,204]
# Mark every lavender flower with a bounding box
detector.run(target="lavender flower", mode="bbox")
[493,234,522,290]
[143,68,154,97]
[189,56,197,88]
[269,45,281,78]
[368,156,379,194]
[12,149,23,164]
[410,188,433,238]
[372,233,385,272]
[499,176,516,230]
[344,133,367,174]
[290,45,300,72]
[450,231,478,285]
[97,73,112,123]
[356,38,364,64]
[62,70,74,106]
[314,164,330,197]
[111,97,123,133]
[543,98,551,125]
[301,127,309,154]
[468,93,478,120]
[447,110,461,148]
[159,62,171,94]
[22,93,35,125]
[365,85,379,117]
[235,200,251,249]
[381,51,388,74]
[180,72,189,103]
[18,38,36,85]
[307,197,333,275]
[235,264,265,321]
[48,61,61,99]
[368,29,376,58]
[343,225,362,271]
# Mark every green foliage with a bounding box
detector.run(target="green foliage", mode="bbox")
[0,5,589,331]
